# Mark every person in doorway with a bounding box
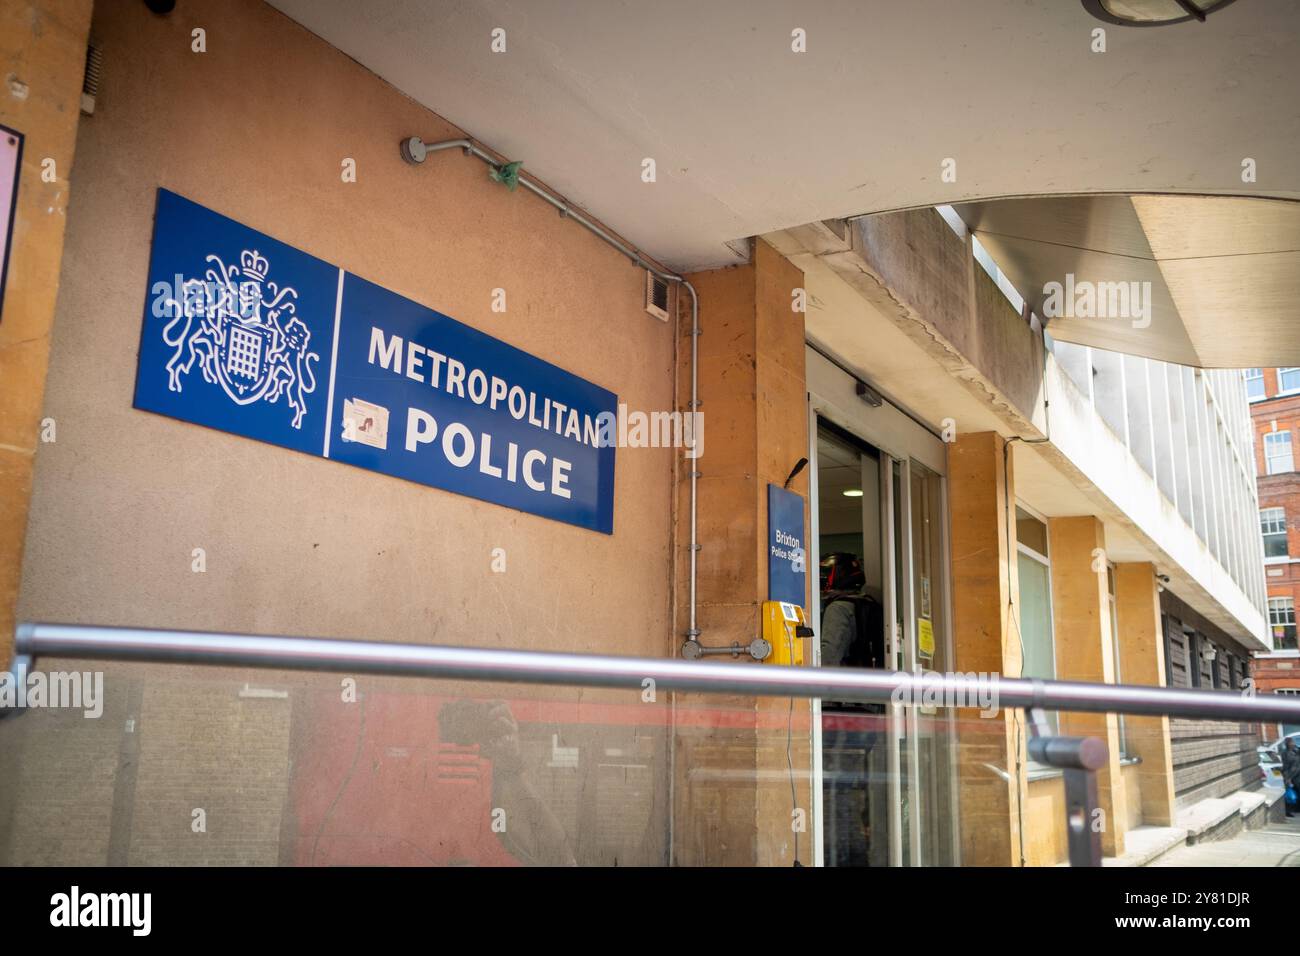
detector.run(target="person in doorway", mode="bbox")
[818,552,883,671]
[1283,738,1300,818]
[819,552,867,668]
[818,552,887,865]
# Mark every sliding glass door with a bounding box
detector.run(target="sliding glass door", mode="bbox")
[813,416,955,866]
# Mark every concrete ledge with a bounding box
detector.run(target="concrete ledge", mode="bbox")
[1102,825,1188,867]
[1260,787,1288,824]
[1235,788,1265,814]
[1176,797,1243,845]
[1232,789,1272,830]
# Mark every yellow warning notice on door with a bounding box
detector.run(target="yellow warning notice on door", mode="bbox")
[918,617,935,659]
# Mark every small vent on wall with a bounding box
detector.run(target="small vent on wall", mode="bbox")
[81,40,103,115]
[645,271,671,322]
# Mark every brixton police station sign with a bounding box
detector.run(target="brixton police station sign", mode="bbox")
[134,189,617,533]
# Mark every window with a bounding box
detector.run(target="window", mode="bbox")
[1281,368,1300,394]
[1270,597,1298,651]
[1187,630,1217,689]
[1162,614,1181,688]
[1265,431,1295,475]
[1262,507,1289,558]
[1016,507,1056,733]
[1246,368,1265,400]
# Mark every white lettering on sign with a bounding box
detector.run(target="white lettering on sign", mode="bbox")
[403,407,572,501]
[370,326,603,450]
[775,529,801,548]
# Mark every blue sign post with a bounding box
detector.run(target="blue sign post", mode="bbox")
[135,189,617,533]
[767,484,806,607]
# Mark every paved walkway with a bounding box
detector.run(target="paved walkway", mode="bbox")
[1149,814,1300,867]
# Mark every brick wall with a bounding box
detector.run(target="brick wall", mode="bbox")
[1161,593,1262,807]
[0,669,291,866]
[1251,371,1300,649]
[125,682,290,866]
[1,671,675,866]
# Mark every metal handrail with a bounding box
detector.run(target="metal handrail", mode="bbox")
[10,621,1300,724]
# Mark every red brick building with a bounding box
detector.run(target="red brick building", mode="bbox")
[1248,368,1300,736]
[1249,369,1300,648]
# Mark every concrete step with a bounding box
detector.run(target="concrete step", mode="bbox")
[1142,795,1300,867]
[1115,789,1283,867]
[1103,825,1188,867]
[1175,796,1243,844]
[1054,789,1285,866]
[1148,820,1300,867]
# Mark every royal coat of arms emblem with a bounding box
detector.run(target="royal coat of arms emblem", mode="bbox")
[160,249,319,429]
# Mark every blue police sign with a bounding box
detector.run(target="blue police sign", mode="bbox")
[135,189,617,533]
[767,484,806,607]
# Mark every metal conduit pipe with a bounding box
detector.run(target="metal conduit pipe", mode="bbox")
[399,137,703,652]
[13,621,1300,725]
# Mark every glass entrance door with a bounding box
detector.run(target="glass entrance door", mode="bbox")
[813,417,955,867]
[904,457,957,866]
[814,421,890,866]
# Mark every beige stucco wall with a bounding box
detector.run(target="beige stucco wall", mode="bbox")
[17,0,675,657]
[5,0,682,868]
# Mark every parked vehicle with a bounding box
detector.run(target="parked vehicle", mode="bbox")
[1260,757,1286,789]
[1258,730,1300,759]
[1258,731,1300,789]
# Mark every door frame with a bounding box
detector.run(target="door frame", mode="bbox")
[806,346,958,867]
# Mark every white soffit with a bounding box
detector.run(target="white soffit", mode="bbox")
[267,0,1300,273]
[1132,195,1300,368]
[956,195,1300,368]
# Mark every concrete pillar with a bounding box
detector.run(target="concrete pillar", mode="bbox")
[1047,516,1128,857]
[672,239,810,865]
[948,431,1025,866]
[0,0,94,661]
[1114,562,1176,826]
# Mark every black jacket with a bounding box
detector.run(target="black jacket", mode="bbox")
[1281,745,1300,787]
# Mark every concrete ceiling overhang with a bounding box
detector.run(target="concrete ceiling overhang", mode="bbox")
[774,225,1267,646]
[954,194,1300,368]
[267,0,1300,273]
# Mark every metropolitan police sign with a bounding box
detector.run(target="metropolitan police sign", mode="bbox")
[135,189,617,533]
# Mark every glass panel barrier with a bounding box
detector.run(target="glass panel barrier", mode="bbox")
[2,656,1283,867]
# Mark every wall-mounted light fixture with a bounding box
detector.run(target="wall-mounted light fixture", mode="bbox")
[856,381,883,408]
[1081,0,1239,26]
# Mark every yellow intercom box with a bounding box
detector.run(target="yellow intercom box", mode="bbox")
[761,600,810,665]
